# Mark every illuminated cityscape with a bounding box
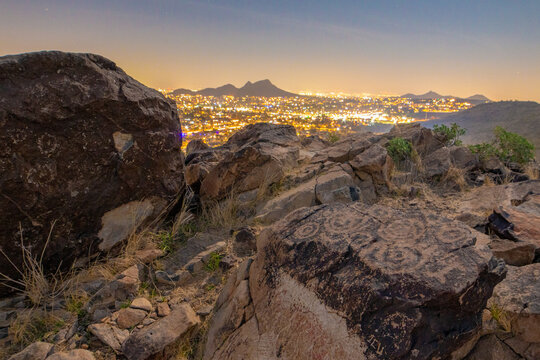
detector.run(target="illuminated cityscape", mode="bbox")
[162,92,476,148]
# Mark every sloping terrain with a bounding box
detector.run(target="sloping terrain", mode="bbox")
[426,101,540,158]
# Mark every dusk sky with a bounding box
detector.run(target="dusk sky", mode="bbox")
[1,0,539,101]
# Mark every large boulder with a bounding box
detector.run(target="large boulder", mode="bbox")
[198,124,300,200]
[205,203,505,360]
[0,51,184,281]
[349,144,394,187]
[388,123,445,156]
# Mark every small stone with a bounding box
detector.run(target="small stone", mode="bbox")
[141,318,155,326]
[219,255,238,270]
[196,305,213,317]
[115,308,147,329]
[8,341,53,360]
[130,298,152,312]
[134,249,163,264]
[88,323,129,352]
[81,343,89,350]
[91,309,110,323]
[44,349,95,360]
[156,302,171,317]
[122,303,200,360]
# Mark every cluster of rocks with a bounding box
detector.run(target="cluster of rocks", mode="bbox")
[1,51,539,359]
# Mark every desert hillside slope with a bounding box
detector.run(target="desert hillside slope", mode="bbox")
[426,101,540,158]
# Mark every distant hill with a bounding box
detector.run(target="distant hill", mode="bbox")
[401,91,490,104]
[171,79,298,97]
[425,101,540,158]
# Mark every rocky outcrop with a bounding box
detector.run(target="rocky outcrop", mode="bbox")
[0,51,184,282]
[186,123,301,201]
[255,164,360,223]
[387,123,445,156]
[205,203,505,360]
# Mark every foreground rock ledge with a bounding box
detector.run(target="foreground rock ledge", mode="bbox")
[205,203,506,360]
[0,51,184,281]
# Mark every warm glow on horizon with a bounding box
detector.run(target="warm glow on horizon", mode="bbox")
[1,1,539,102]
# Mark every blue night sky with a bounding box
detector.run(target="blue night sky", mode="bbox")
[1,0,539,100]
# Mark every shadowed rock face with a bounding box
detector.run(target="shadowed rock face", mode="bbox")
[206,203,506,360]
[0,51,184,282]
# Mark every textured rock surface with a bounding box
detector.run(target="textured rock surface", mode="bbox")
[88,323,129,352]
[0,51,184,282]
[488,194,540,249]
[122,302,199,360]
[45,349,95,360]
[463,334,521,360]
[8,341,53,360]
[198,123,300,200]
[206,203,505,360]
[489,239,536,266]
[490,264,540,344]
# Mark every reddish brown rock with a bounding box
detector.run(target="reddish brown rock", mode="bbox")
[0,51,184,283]
[488,194,540,250]
[206,203,505,360]
[122,302,200,360]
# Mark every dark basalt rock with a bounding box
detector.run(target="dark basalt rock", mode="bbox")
[206,203,506,360]
[0,51,184,284]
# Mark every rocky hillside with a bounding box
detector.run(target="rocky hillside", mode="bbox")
[1,52,539,360]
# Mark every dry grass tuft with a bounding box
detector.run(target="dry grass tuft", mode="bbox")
[9,308,65,351]
[524,163,539,180]
[200,192,239,231]
[488,302,512,333]
[440,166,467,192]
[0,222,69,306]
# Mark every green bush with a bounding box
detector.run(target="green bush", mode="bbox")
[433,123,466,146]
[494,126,534,164]
[469,127,535,165]
[386,137,413,163]
[468,143,498,161]
[204,252,223,272]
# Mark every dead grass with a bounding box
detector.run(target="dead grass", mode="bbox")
[524,163,539,180]
[0,222,70,306]
[440,166,468,192]
[200,192,240,231]
[8,308,65,352]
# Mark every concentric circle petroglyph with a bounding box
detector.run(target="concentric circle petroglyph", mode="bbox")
[377,218,425,243]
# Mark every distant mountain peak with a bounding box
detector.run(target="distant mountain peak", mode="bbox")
[172,80,298,97]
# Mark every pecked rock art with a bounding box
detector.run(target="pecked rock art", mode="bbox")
[205,203,506,360]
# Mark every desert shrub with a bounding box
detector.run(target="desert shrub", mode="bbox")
[386,137,413,163]
[327,132,340,144]
[469,127,535,165]
[494,126,534,164]
[468,143,498,161]
[433,123,466,146]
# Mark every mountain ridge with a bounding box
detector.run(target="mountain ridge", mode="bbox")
[172,79,298,97]
[401,91,490,103]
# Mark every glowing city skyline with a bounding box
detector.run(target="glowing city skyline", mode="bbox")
[1,0,539,101]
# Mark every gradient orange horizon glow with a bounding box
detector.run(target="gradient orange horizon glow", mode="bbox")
[1,1,539,102]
